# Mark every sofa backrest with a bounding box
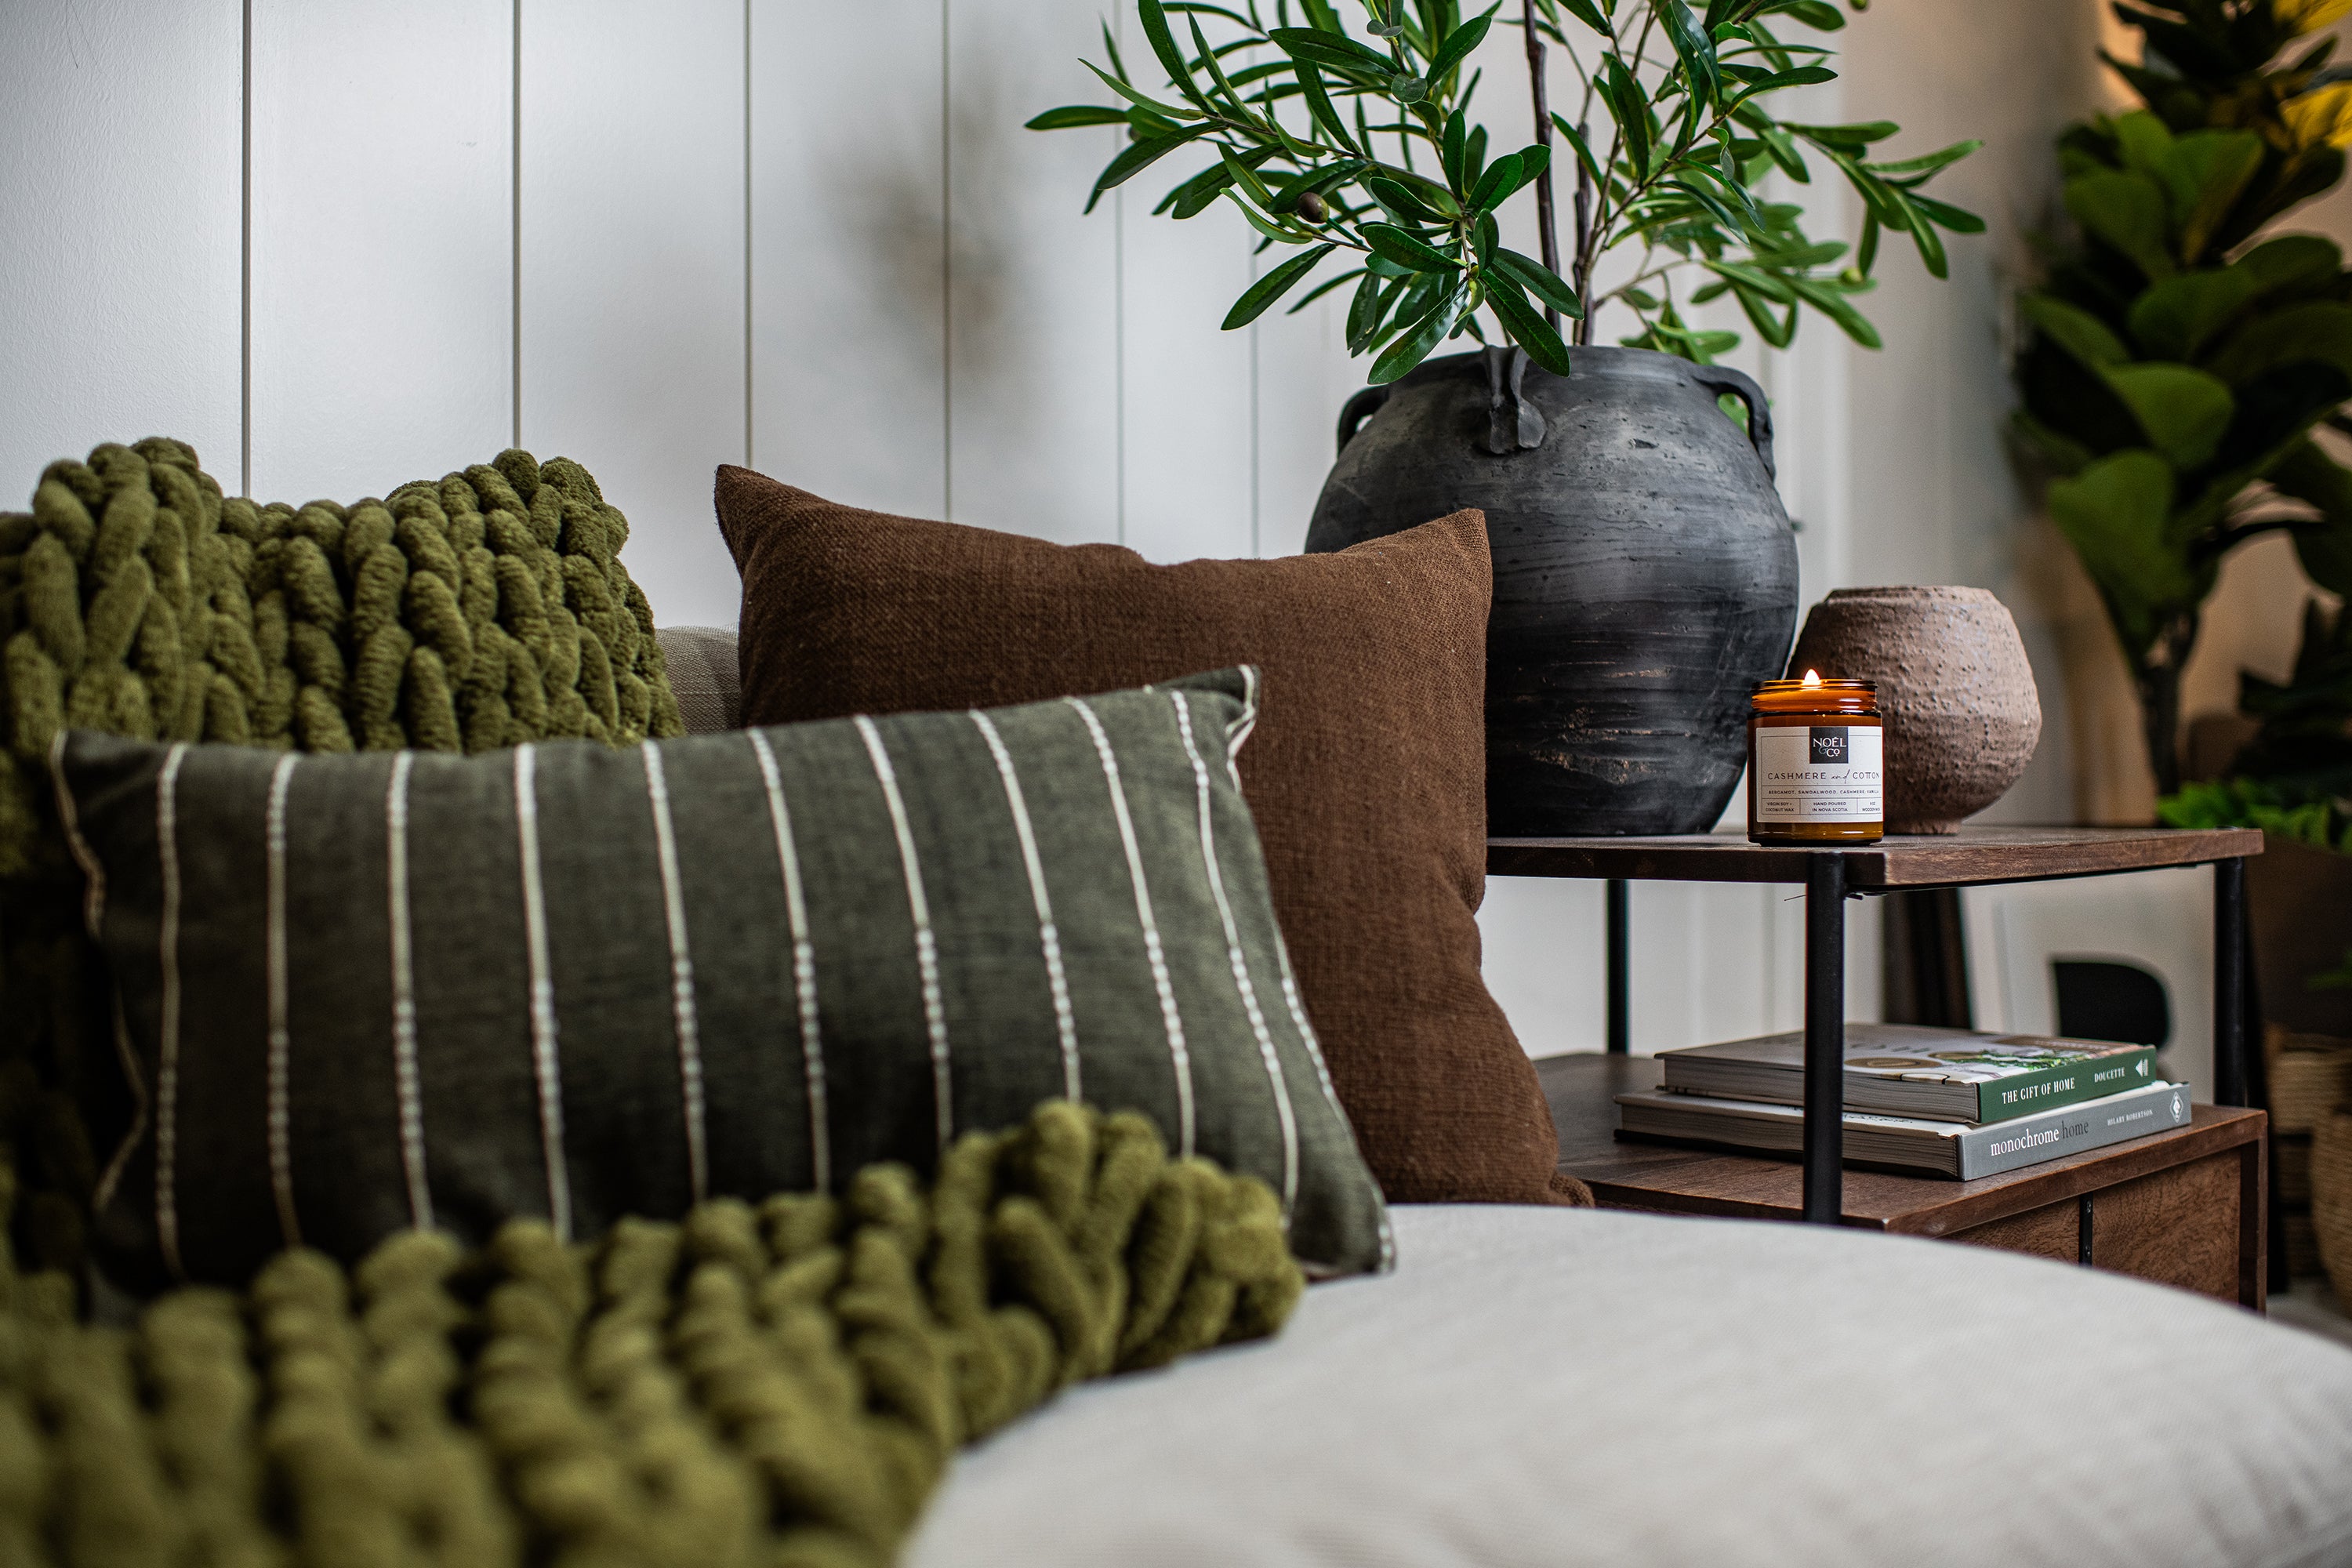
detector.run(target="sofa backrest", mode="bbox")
[655,626,742,735]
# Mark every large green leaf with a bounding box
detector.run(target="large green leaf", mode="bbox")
[1294,60,1361,152]
[1087,128,1210,212]
[2097,363,2236,469]
[2236,234,2346,303]
[2111,109,2175,177]
[1786,276,1881,348]
[1491,248,1584,318]
[1222,244,1340,328]
[1904,194,1987,234]
[1269,26,1396,76]
[1484,277,1575,375]
[2125,267,2259,362]
[2010,408,2098,476]
[1423,10,1493,83]
[1468,152,1524,212]
[2204,301,2352,384]
[1862,139,1983,180]
[1082,60,1203,122]
[1026,105,1131,130]
[1364,176,1452,224]
[2044,451,2195,657]
[1652,0,1722,107]
[1347,270,1399,354]
[1548,112,1606,185]
[1370,283,1465,383]
[1138,0,1210,109]
[2264,439,2352,599]
[1784,120,1897,147]
[1602,53,1653,175]
[2064,170,2175,281]
[2154,129,2264,261]
[1363,223,1463,273]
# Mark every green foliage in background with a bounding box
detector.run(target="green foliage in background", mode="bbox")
[2231,594,2352,792]
[2158,596,2352,854]
[2015,0,2352,797]
[1029,0,1978,381]
[2161,771,2352,850]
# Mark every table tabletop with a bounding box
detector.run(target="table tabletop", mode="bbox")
[1538,1052,2266,1236]
[1490,825,2263,889]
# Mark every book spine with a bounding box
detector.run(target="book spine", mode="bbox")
[1955,1085,2190,1179]
[1973,1047,2161,1123]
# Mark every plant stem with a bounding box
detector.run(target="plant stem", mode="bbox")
[2135,614,2199,800]
[1573,122,1592,344]
[1522,0,1563,332]
[1572,9,1631,344]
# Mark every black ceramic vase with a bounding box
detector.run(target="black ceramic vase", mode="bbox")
[1305,345,1798,837]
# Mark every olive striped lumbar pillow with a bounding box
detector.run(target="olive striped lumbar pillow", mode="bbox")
[52,667,1389,1289]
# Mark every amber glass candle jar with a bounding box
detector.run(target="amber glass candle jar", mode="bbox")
[1748,672,1883,844]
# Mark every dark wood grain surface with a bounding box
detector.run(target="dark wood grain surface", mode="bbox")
[2097,1154,2245,1301]
[1490,825,2263,888]
[1540,1052,2264,1240]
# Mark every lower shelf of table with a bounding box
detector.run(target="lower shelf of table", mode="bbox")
[1538,1052,2268,1308]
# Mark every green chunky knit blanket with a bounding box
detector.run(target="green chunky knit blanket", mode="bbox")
[0,1100,1301,1568]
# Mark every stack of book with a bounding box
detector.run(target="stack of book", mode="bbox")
[1616,1024,2190,1179]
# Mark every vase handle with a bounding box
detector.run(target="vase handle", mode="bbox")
[1687,363,1777,483]
[1335,385,1392,456]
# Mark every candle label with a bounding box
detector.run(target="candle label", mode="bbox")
[1754,725,1882,823]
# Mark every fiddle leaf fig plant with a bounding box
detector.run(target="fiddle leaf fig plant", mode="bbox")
[1028,0,1980,383]
[2014,0,2352,797]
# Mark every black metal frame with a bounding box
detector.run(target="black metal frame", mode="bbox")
[1599,854,2253,1224]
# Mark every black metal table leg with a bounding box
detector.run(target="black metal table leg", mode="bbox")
[1803,853,1847,1224]
[2214,857,2247,1108]
[1606,878,1629,1054]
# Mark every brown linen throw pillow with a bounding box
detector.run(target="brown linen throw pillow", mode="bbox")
[715,468,1572,1206]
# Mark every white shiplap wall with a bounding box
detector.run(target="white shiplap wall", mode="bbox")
[5,0,2183,1065]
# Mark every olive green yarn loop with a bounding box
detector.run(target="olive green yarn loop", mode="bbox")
[0,1102,1301,1568]
[0,440,685,1279]
[0,439,681,873]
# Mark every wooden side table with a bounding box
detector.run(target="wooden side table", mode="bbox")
[1490,826,2267,1224]
[1540,1053,2268,1308]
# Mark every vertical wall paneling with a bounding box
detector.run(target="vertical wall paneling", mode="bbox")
[1115,120,1255,561]
[1479,877,1608,1058]
[0,2,241,495]
[750,0,947,521]
[1249,293,1359,558]
[942,0,1120,545]
[520,0,748,629]
[248,1,511,504]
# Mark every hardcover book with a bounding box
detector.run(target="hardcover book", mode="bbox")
[1615,1078,2191,1179]
[1656,1023,2161,1124]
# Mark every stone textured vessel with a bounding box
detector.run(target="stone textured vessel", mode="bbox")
[1788,586,2040,834]
[1307,346,1798,837]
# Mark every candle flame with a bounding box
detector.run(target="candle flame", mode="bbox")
[1801,669,1823,688]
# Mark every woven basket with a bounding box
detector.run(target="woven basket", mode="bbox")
[2281,1135,2314,1207]
[2316,1106,2352,1316]
[2266,1027,2352,1133]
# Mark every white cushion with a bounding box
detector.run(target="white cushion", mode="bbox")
[907,1204,2352,1568]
